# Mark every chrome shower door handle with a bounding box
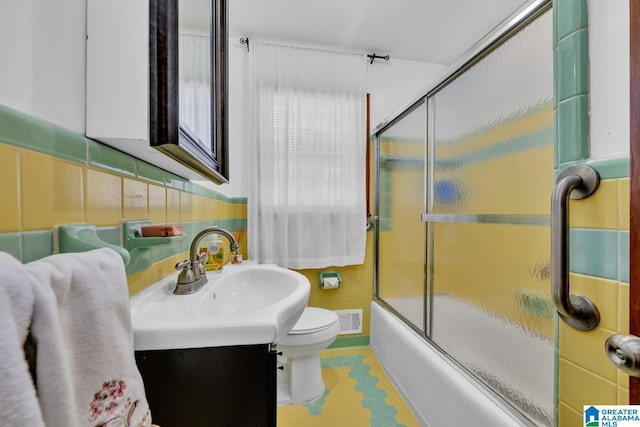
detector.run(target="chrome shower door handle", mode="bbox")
[551,165,601,331]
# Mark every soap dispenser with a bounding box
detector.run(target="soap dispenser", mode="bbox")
[206,234,225,272]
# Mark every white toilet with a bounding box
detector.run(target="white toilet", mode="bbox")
[276,307,341,404]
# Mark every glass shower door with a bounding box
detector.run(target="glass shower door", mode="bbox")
[426,10,554,426]
[376,101,427,332]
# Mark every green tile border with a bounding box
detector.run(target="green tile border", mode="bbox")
[556,95,589,163]
[620,231,630,283]
[301,389,330,416]
[586,157,630,179]
[556,0,588,40]
[165,172,186,191]
[87,139,137,177]
[554,0,590,166]
[569,228,620,281]
[0,103,88,165]
[321,353,404,426]
[183,180,200,195]
[0,233,21,260]
[136,160,166,185]
[0,217,249,273]
[21,230,54,263]
[299,351,408,427]
[558,157,630,179]
[0,102,245,206]
[557,29,588,101]
[329,335,371,349]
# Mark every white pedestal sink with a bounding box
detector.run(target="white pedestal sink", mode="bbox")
[130,263,310,351]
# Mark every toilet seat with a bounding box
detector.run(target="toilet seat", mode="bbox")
[288,307,339,335]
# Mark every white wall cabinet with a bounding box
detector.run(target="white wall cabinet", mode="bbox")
[86,0,229,183]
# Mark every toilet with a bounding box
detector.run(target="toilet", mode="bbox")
[276,307,341,405]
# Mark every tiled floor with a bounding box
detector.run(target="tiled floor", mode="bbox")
[277,347,420,427]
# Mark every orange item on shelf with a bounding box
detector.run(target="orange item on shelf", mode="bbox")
[140,224,185,237]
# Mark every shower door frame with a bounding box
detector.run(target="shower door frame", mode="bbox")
[372,0,553,425]
[372,98,430,334]
[373,0,552,330]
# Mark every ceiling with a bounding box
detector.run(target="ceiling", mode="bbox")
[228,0,530,65]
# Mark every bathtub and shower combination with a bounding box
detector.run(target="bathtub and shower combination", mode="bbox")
[370,298,553,426]
[368,1,555,425]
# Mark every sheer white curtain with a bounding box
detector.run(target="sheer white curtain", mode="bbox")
[247,41,367,269]
[178,33,211,145]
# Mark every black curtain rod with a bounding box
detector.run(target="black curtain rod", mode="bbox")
[239,39,389,64]
[367,53,390,64]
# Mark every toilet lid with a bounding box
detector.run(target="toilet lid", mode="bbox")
[289,307,339,334]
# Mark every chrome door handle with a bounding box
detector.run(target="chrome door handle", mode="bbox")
[605,334,640,377]
[551,165,600,331]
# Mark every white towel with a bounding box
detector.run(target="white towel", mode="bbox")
[0,252,46,427]
[26,248,152,427]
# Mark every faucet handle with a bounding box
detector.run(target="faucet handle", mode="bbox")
[176,262,196,286]
[175,260,191,271]
[192,259,206,278]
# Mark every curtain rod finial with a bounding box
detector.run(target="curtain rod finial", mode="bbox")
[240,37,249,52]
[367,53,390,64]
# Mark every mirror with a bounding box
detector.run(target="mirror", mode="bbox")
[178,0,212,151]
[150,0,229,184]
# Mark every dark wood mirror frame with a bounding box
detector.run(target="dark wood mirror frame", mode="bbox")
[149,0,229,184]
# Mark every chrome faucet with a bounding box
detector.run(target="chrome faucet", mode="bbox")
[173,226,240,295]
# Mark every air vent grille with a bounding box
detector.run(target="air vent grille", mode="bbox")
[335,309,362,335]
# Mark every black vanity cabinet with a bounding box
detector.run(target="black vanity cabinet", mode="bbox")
[86,0,229,183]
[136,344,277,427]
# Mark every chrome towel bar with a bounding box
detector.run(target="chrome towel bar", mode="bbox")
[550,165,601,331]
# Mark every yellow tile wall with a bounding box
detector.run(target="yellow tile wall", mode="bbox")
[21,151,85,230]
[1,131,372,332]
[294,234,374,337]
[0,144,21,232]
[558,177,630,424]
[0,141,247,296]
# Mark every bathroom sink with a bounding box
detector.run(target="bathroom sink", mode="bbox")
[130,263,310,351]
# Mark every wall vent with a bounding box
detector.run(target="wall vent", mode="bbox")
[335,309,362,335]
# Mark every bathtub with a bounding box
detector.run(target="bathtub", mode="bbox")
[370,300,553,427]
